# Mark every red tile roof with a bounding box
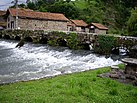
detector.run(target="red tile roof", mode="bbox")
[67,20,75,26]
[71,20,87,27]
[91,23,108,30]
[7,8,69,21]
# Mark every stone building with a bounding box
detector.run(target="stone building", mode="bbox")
[87,23,108,34]
[67,19,88,32]
[6,8,69,31]
[0,10,6,30]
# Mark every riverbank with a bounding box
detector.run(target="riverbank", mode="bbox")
[0,66,137,103]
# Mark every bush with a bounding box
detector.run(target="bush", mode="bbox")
[94,35,117,54]
[47,31,66,46]
[66,33,79,49]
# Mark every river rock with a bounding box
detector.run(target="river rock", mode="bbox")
[16,39,24,48]
[111,65,119,71]
[125,74,136,80]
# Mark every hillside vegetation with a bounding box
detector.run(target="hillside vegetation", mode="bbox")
[20,0,137,36]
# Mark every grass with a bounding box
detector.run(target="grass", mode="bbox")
[71,0,88,10]
[118,63,125,70]
[0,66,137,103]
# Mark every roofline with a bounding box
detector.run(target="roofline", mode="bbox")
[87,23,108,30]
[18,16,68,22]
[69,19,87,27]
[7,8,69,22]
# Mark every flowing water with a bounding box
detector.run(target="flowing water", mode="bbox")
[0,39,121,84]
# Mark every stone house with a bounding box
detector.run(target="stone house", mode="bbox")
[0,10,6,30]
[87,23,108,34]
[6,8,69,31]
[67,19,88,32]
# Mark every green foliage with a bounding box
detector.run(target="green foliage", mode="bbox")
[48,2,80,19]
[27,2,37,10]
[118,64,125,70]
[94,35,116,54]
[66,33,79,49]
[47,31,66,46]
[47,39,58,46]
[127,7,137,37]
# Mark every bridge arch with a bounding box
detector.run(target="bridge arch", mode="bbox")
[3,35,10,39]
[40,37,48,44]
[57,38,67,47]
[24,37,33,42]
[111,46,129,55]
[15,36,21,40]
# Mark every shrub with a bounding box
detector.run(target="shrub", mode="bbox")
[66,33,79,49]
[94,35,117,54]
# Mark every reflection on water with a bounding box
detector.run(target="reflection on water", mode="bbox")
[0,39,121,84]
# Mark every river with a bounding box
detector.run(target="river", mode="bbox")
[0,39,121,84]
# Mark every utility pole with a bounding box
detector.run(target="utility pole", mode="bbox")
[15,0,18,29]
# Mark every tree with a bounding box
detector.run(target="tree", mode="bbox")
[18,3,26,8]
[127,7,137,37]
[27,2,37,10]
[48,2,80,19]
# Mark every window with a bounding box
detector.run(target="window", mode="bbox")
[81,27,85,32]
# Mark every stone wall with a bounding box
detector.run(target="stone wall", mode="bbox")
[95,28,107,34]
[47,21,68,31]
[76,27,82,32]
[18,18,67,31]
[18,18,48,30]
[7,16,68,31]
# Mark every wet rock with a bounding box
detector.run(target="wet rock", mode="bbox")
[109,74,119,79]
[16,39,24,48]
[111,65,119,71]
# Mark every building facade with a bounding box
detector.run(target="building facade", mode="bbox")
[6,8,69,31]
[67,19,88,32]
[87,23,108,34]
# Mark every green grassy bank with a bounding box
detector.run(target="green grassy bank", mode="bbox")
[0,67,137,103]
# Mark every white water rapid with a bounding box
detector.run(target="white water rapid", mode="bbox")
[0,39,121,84]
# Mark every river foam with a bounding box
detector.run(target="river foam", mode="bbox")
[0,39,121,84]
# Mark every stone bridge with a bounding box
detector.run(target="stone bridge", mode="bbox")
[0,30,137,54]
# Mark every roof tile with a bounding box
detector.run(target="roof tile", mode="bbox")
[91,23,108,30]
[8,8,69,21]
[71,20,87,27]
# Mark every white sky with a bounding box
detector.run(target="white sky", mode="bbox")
[0,0,26,10]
